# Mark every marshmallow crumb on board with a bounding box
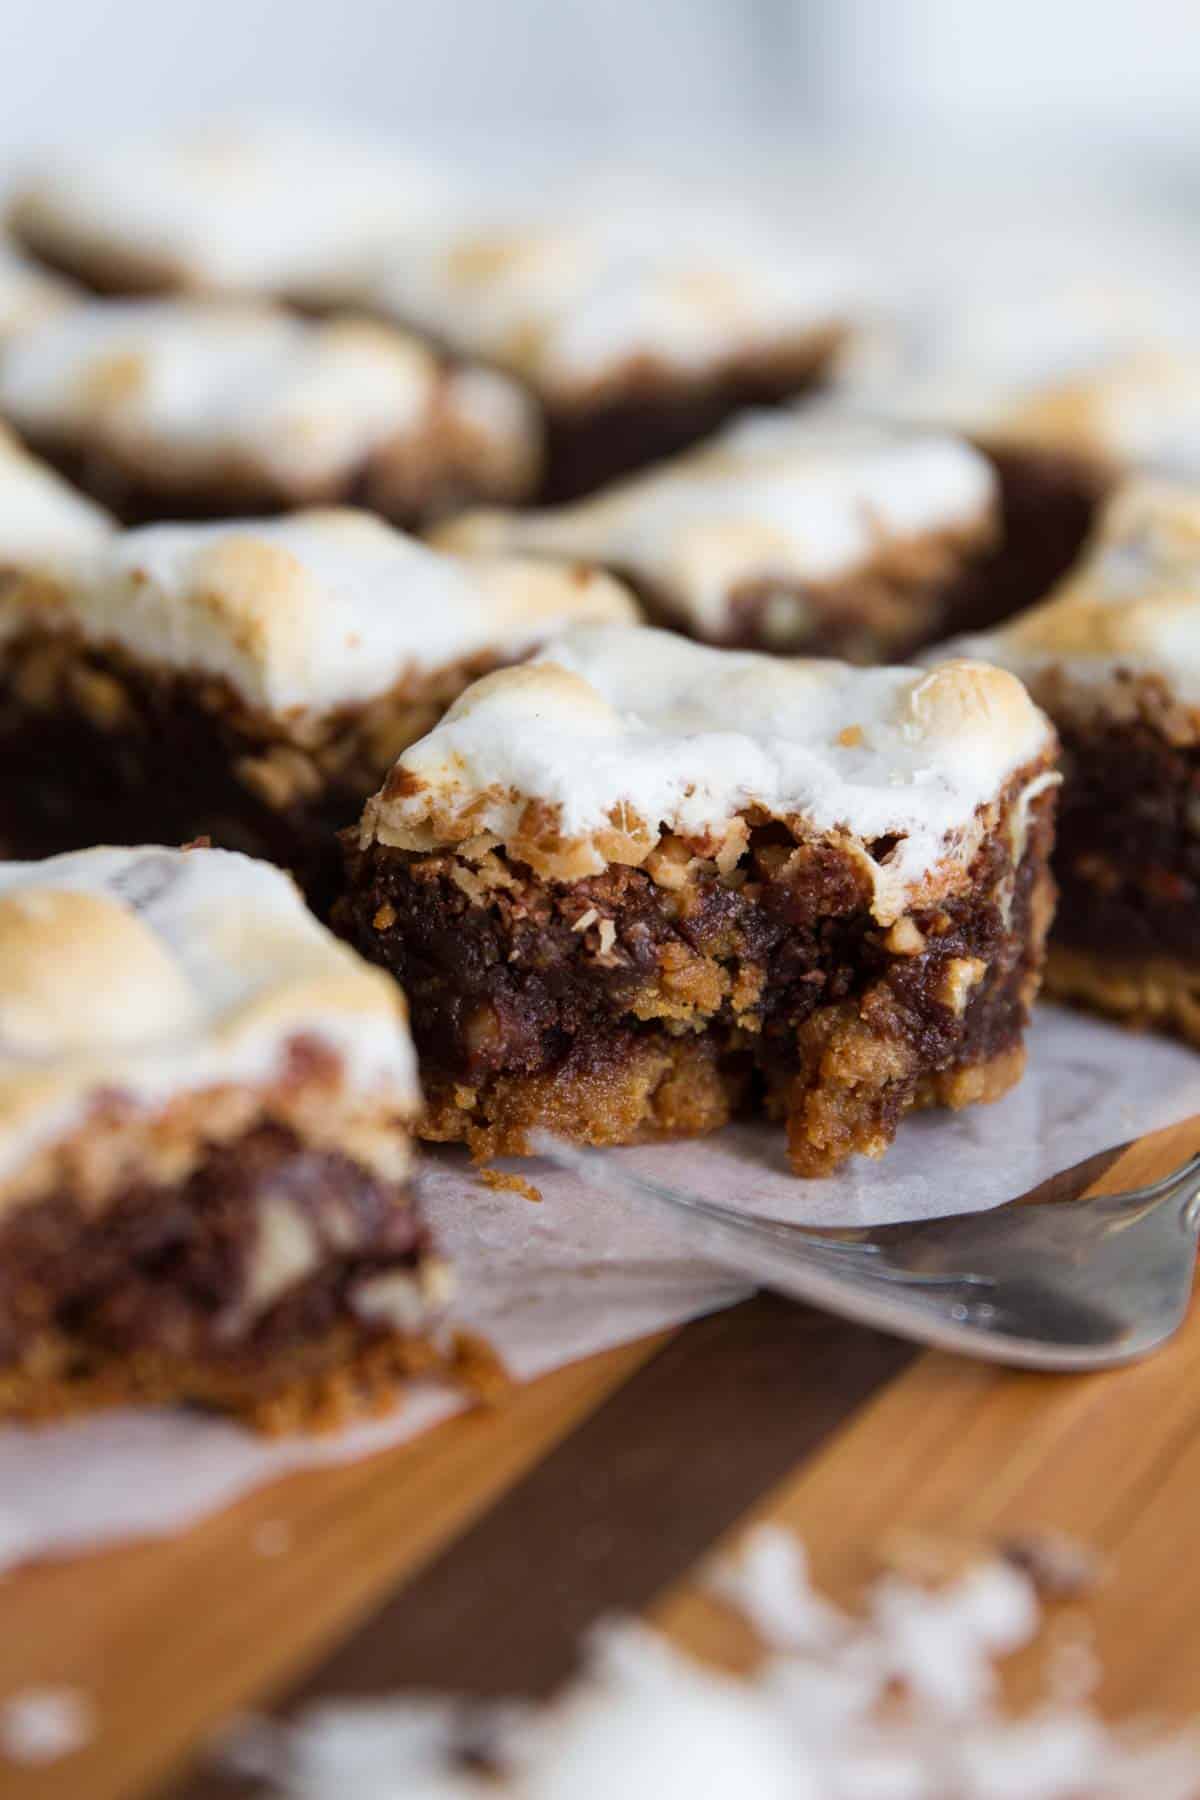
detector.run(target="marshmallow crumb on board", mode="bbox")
[999,1528,1105,1600]
[706,1526,847,1653]
[214,1524,1200,1799]
[0,1687,94,1766]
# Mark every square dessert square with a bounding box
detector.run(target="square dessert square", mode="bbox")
[935,479,1200,1044]
[435,411,1002,662]
[0,508,637,910]
[0,423,115,598]
[0,298,542,526]
[7,120,449,300]
[0,237,77,344]
[352,216,860,500]
[336,624,1058,1177]
[0,843,446,1430]
[838,285,1200,626]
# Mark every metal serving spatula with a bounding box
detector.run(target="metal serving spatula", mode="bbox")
[538,1139,1200,1371]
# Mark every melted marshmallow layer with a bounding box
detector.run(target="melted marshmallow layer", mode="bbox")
[436,410,996,634]
[0,239,76,341]
[8,121,450,295]
[0,300,463,489]
[362,213,859,401]
[840,283,1200,469]
[0,844,420,1197]
[936,479,1200,705]
[0,425,114,575]
[366,622,1053,919]
[1,509,639,719]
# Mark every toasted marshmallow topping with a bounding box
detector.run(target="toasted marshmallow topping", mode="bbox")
[0,508,638,719]
[0,299,524,493]
[937,479,1200,704]
[0,845,420,1193]
[436,411,995,634]
[365,622,1053,919]
[0,425,114,578]
[0,240,77,342]
[8,121,450,295]
[360,214,857,402]
[841,283,1200,469]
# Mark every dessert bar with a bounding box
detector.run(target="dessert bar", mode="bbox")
[337,624,1057,1176]
[435,411,1000,661]
[839,285,1200,625]
[0,298,543,525]
[353,216,858,499]
[934,479,1200,1043]
[0,843,445,1429]
[0,424,114,596]
[7,120,446,299]
[0,510,637,908]
[0,237,77,343]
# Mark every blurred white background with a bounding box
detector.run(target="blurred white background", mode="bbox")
[3,0,1198,285]
[3,0,1200,154]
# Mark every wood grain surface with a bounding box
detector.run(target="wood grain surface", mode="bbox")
[1,1116,1198,1800]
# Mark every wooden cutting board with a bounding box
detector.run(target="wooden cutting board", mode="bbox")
[2,1114,1200,1799]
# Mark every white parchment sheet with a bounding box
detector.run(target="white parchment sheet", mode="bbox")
[1,1004,1198,1572]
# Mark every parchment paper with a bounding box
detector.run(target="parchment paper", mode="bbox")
[1,1004,1198,1573]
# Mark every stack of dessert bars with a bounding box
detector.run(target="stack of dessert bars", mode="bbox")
[0,120,1194,1429]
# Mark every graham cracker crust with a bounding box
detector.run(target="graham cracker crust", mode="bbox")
[0,1324,505,1437]
[422,1032,1027,1181]
[771,1011,1028,1179]
[421,1035,742,1162]
[1045,945,1200,1049]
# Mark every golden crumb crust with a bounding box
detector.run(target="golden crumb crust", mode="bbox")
[1045,946,1200,1047]
[0,1324,505,1435]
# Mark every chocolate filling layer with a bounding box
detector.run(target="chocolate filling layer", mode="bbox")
[0,1125,428,1380]
[539,344,841,503]
[0,634,467,913]
[0,669,354,910]
[339,782,1053,1123]
[1051,718,1200,961]
[966,445,1112,634]
[17,419,528,532]
[628,552,991,664]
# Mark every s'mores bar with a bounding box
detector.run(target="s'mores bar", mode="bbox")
[0,424,114,598]
[356,216,858,500]
[935,480,1200,1043]
[0,510,638,908]
[435,411,1000,662]
[7,121,447,299]
[0,299,543,525]
[0,238,77,344]
[840,285,1200,626]
[0,844,444,1429]
[337,625,1057,1176]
